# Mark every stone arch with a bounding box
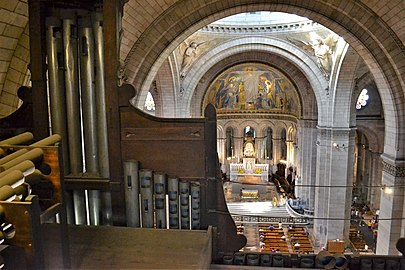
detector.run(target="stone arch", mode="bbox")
[154,59,176,117]
[330,46,362,128]
[179,37,325,118]
[122,0,405,159]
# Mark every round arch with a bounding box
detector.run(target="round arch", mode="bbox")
[122,0,405,159]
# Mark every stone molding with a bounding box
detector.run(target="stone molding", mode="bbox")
[217,113,298,122]
[382,161,405,177]
[200,21,318,34]
[300,120,317,129]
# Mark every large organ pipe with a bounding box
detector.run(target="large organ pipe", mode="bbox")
[154,172,166,229]
[0,171,24,189]
[191,181,200,229]
[139,169,153,228]
[45,17,69,173]
[0,161,35,178]
[0,132,34,157]
[123,160,140,227]
[93,12,112,225]
[30,134,61,146]
[62,14,82,174]
[0,186,16,202]
[0,148,43,172]
[93,12,108,178]
[168,177,179,229]
[62,14,84,225]
[79,17,100,226]
[179,180,190,229]
[79,17,98,174]
[0,149,29,166]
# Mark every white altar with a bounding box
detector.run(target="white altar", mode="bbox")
[230,157,269,181]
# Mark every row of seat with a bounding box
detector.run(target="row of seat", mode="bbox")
[287,226,314,254]
[349,226,372,253]
[259,225,289,253]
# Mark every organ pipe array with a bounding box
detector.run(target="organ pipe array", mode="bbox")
[0,133,71,269]
[124,160,201,230]
[45,10,111,225]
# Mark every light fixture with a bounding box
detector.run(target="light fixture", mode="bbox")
[333,143,347,150]
[342,144,347,149]
[381,185,393,194]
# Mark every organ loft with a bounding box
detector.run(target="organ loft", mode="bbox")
[0,0,405,269]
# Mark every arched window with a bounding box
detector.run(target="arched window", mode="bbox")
[243,126,256,157]
[264,127,273,160]
[356,88,369,110]
[280,128,287,160]
[144,91,156,115]
[226,127,234,158]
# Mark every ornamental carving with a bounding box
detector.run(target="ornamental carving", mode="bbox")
[383,161,405,177]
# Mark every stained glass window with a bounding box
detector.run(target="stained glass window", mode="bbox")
[144,92,155,113]
[356,89,369,110]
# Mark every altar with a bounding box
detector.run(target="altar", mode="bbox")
[229,157,269,182]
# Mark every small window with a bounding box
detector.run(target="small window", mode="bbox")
[356,89,369,110]
[144,92,156,114]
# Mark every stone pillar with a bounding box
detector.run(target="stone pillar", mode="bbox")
[234,137,243,163]
[217,137,226,168]
[369,151,382,210]
[376,157,405,255]
[273,136,281,164]
[255,137,263,162]
[296,120,317,208]
[286,140,294,167]
[314,127,355,247]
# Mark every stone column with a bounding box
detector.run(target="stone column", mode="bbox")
[255,137,263,163]
[286,140,294,167]
[314,127,355,247]
[376,157,405,255]
[272,137,280,172]
[234,137,243,163]
[296,120,317,208]
[217,137,226,168]
[369,151,382,210]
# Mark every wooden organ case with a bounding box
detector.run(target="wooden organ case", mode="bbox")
[118,84,246,259]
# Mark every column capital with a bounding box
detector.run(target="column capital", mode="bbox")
[299,119,317,128]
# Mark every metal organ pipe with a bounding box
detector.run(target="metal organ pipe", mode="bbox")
[179,180,190,230]
[191,181,200,229]
[154,172,166,229]
[123,160,140,227]
[92,12,109,179]
[63,15,82,175]
[62,14,84,225]
[79,17,100,226]
[92,13,112,225]
[168,177,179,229]
[45,17,69,173]
[140,169,154,228]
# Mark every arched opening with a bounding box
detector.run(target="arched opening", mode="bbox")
[120,0,403,255]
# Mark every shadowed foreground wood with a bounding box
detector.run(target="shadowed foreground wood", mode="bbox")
[43,224,212,269]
